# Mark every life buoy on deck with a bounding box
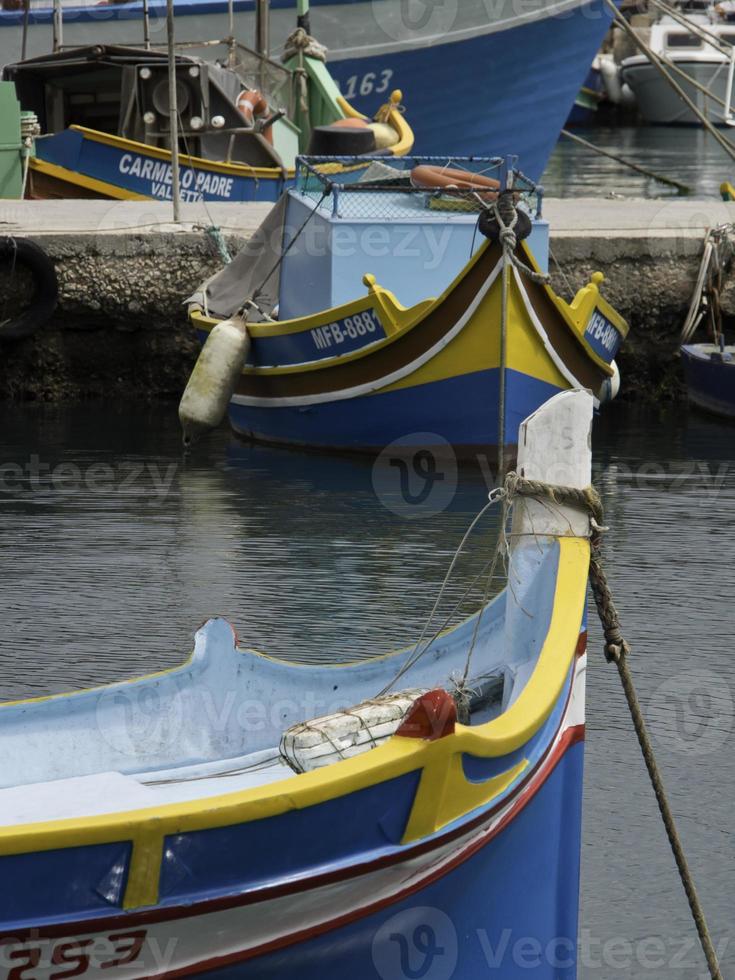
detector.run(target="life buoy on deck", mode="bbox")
[0,237,58,341]
[236,89,274,144]
[410,165,501,201]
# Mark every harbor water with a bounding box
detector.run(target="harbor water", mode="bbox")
[1,401,733,978]
[543,124,735,198]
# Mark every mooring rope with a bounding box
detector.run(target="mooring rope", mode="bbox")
[507,474,725,980]
[383,471,724,978]
[491,195,551,286]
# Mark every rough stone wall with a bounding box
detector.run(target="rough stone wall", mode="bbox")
[0,228,723,402]
[0,232,247,401]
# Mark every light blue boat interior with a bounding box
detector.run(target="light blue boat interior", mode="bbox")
[0,539,561,790]
[278,187,549,321]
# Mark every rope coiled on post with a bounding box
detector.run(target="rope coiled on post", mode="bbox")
[492,197,551,286]
[506,473,724,980]
[282,27,328,62]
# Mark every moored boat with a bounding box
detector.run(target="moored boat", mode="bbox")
[185,156,628,457]
[0,388,595,979]
[620,0,735,125]
[4,28,413,201]
[566,58,607,126]
[681,342,735,417]
[0,0,616,181]
[680,223,735,418]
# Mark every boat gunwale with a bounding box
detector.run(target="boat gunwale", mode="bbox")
[0,538,588,869]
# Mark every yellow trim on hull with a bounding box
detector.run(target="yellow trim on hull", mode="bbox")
[68,126,290,180]
[191,237,595,393]
[29,157,150,201]
[0,537,589,910]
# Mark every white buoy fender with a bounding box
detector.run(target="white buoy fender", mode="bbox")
[179,314,250,444]
[598,359,621,404]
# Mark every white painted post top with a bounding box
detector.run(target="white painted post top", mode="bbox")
[511,389,593,540]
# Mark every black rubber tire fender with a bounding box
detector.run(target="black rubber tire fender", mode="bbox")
[0,236,58,341]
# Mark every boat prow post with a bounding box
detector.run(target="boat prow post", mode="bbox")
[511,388,594,541]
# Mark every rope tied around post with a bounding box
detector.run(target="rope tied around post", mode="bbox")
[504,473,724,980]
[282,26,327,62]
[490,195,550,286]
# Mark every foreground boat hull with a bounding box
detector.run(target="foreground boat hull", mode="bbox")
[0,737,583,980]
[0,391,594,980]
[200,743,584,980]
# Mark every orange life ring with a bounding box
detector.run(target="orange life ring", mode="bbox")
[236,89,274,144]
[410,165,500,201]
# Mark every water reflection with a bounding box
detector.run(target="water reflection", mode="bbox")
[543,125,735,199]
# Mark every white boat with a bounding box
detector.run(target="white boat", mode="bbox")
[621,0,735,124]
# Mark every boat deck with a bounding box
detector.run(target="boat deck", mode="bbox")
[0,749,294,827]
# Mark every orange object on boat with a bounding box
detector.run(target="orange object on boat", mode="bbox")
[411,165,501,200]
[236,89,274,144]
[332,117,372,130]
[236,89,268,126]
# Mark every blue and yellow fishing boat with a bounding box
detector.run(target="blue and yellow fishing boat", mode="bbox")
[186,157,628,456]
[5,34,412,202]
[0,389,595,979]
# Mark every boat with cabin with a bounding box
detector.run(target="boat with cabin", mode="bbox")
[0,388,595,979]
[620,0,735,124]
[3,3,413,201]
[184,156,628,458]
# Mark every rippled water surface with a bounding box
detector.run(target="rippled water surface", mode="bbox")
[1,400,734,977]
[542,125,735,199]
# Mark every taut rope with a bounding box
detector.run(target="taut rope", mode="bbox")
[507,474,724,980]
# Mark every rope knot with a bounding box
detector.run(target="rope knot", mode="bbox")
[282,27,328,62]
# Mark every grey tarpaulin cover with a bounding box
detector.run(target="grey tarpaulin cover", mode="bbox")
[186,195,288,322]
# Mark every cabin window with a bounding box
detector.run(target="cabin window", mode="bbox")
[666,33,703,47]
[720,33,735,43]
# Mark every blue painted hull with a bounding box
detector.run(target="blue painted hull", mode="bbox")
[33,128,286,203]
[681,344,735,420]
[229,368,562,454]
[5,0,613,184]
[328,0,613,180]
[195,743,585,980]
[565,65,604,127]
